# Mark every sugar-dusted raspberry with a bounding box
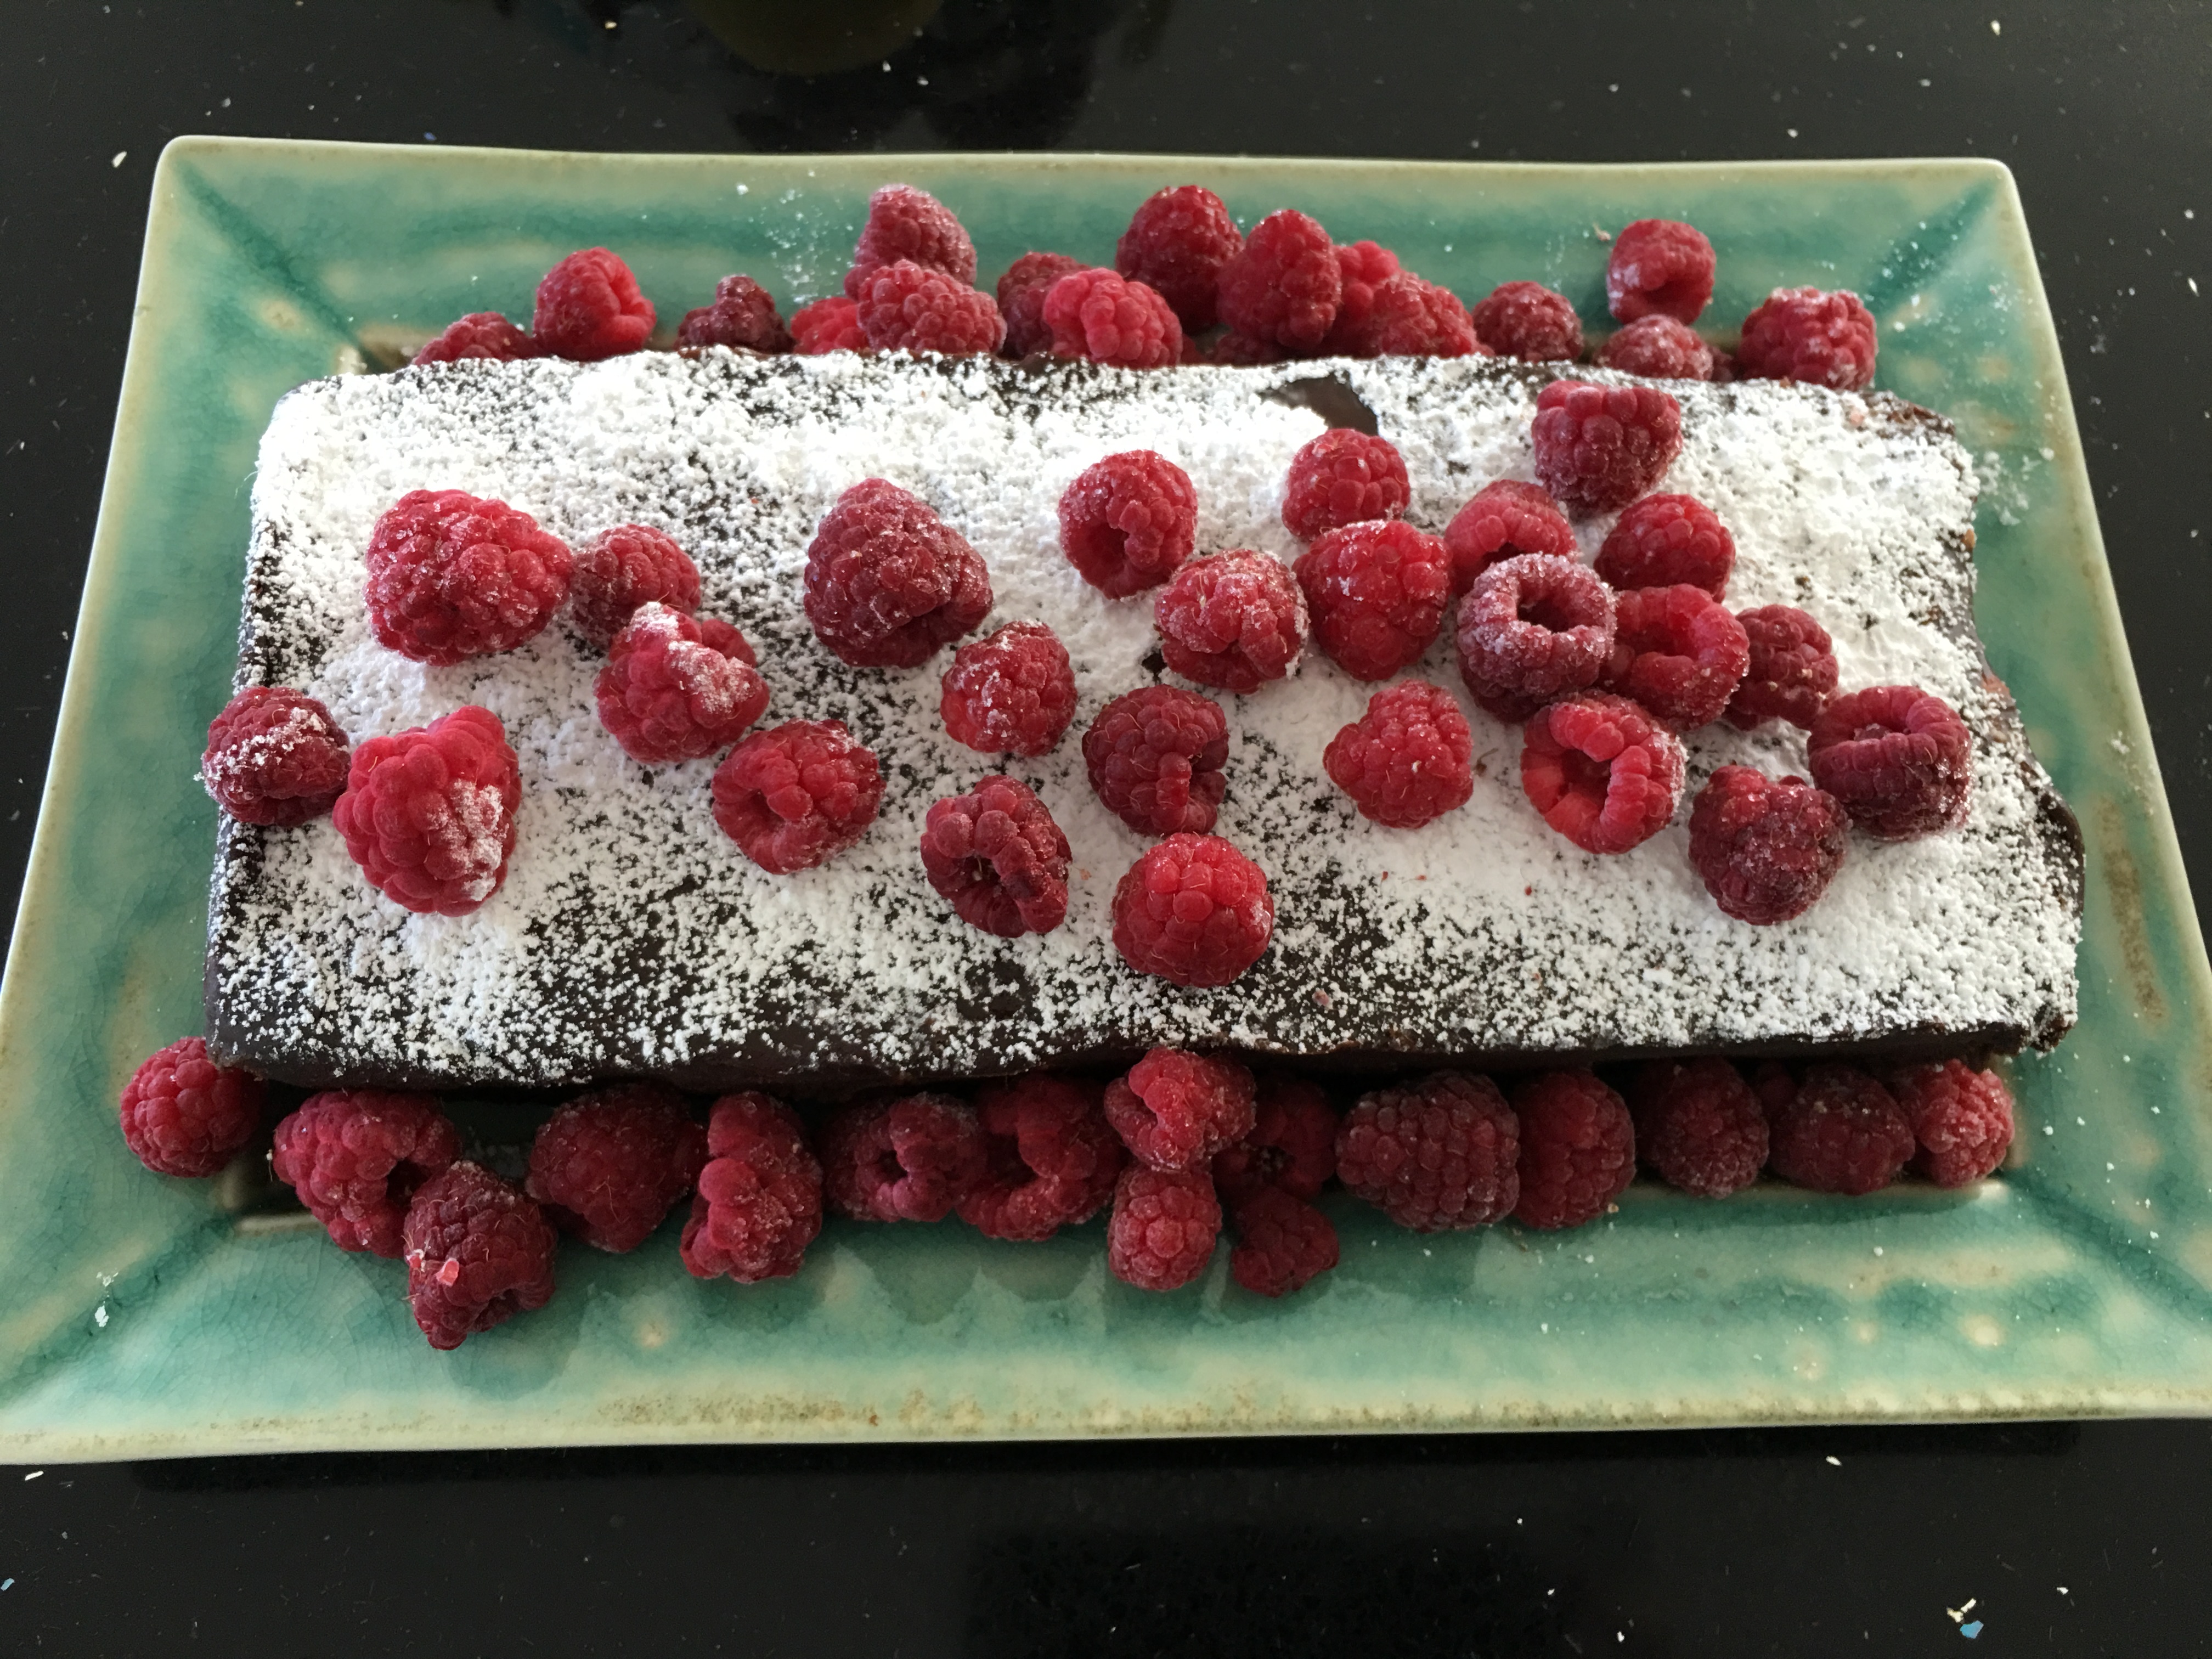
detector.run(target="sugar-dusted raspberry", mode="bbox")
[845,183,978,300]
[1629,1058,1767,1199]
[272,1090,460,1255]
[1689,766,1849,924]
[791,296,867,354]
[596,602,770,765]
[680,1092,823,1284]
[1281,428,1411,541]
[1471,281,1585,362]
[1082,685,1230,837]
[678,273,791,353]
[1331,272,1485,358]
[566,523,702,647]
[332,705,521,915]
[822,1092,987,1223]
[413,312,538,366]
[712,719,884,874]
[364,489,573,666]
[1117,185,1243,332]
[201,686,349,827]
[1531,380,1684,517]
[1892,1060,2016,1188]
[1594,494,1737,600]
[1324,680,1475,830]
[524,1083,707,1254]
[1214,208,1341,353]
[996,251,1089,356]
[1058,449,1198,599]
[1107,1165,1221,1291]
[1596,315,1718,380]
[1338,1070,1517,1231]
[1606,218,1717,324]
[1453,552,1616,723]
[854,259,1006,356]
[1212,1073,1337,1205]
[1520,692,1685,855]
[1768,1064,1915,1195]
[1212,331,1287,366]
[402,1162,558,1350]
[1105,1047,1257,1173]
[1600,584,1750,730]
[118,1036,262,1178]
[1442,479,1577,596]
[1317,241,1402,353]
[1511,1069,1635,1230]
[1111,832,1275,988]
[533,247,654,362]
[1807,685,1973,839]
[803,478,992,668]
[958,1073,1125,1242]
[1228,1186,1339,1297]
[1295,520,1451,682]
[1736,286,1878,389]
[1040,268,1182,368]
[919,775,1072,938]
[1154,550,1307,694]
[940,621,1076,757]
[1725,605,1839,731]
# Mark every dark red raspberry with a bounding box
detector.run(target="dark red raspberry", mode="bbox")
[844,183,978,300]
[1295,520,1451,682]
[996,251,1089,356]
[1606,218,1717,324]
[712,719,883,874]
[1891,1060,2015,1187]
[1807,685,1973,839]
[1511,1069,1635,1230]
[1725,605,1839,731]
[1111,833,1275,988]
[821,1092,987,1224]
[940,621,1076,757]
[596,602,770,765]
[201,686,349,827]
[1211,331,1287,366]
[363,489,573,667]
[1594,494,1736,599]
[1600,584,1750,730]
[1324,681,1475,830]
[1750,1061,1798,1125]
[1338,1071,1517,1231]
[1107,1165,1221,1290]
[1596,315,1718,380]
[272,1090,460,1256]
[1081,685,1230,837]
[1531,380,1684,517]
[1281,428,1411,541]
[1058,449,1198,599]
[533,247,654,362]
[1442,479,1577,596]
[402,1162,558,1350]
[1471,281,1585,362]
[1689,766,1849,924]
[566,523,703,647]
[332,706,521,915]
[1768,1064,1914,1195]
[1629,1058,1768,1199]
[803,478,993,668]
[1214,208,1341,352]
[791,296,867,354]
[1154,550,1308,694]
[523,1084,707,1254]
[1041,268,1182,368]
[413,312,538,366]
[1317,241,1401,353]
[1105,1047,1258,1173]
[1228,1186,1339,1297]
[1116,185,1243,332]
[958,1073,1125,1241]
[854,259,1005,356]
[919,775,1072,938]
[1212,1073,1337,1205]
[1333,272,1485,358]
[678,273,791,353]
[680,1092,823,1284]
[118,1036,263,1178]
[1453,552,1616,723]
[1736,286,1878,389]
[1520,693,1685,855]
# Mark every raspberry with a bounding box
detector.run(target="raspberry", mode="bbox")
[270,1089,460,1254]
[1107,1165,1221,1291]
[1530,380,1684,517]
[1689,766,1849,924]
[118,1036,262,1178]
[1750,1062,1799,1124]
[533,247,654,362]
[844,183,978,300]
[413,312,538,366]
[201,686,349,827]
[1520,693,1685,855]
[1891,1060,2015,1187]
[1605,218,1717,324]
[1110,832,1275,988]
[1081,685,1231,836]
[803,478,993,668]
[1317,241,1401,353]
[791,296,867,354]
[566,523,703,647]
[1212,1073,1338,1205]
[332,706,521,915]
[363,489,573,666]
[1214,208,1341,353]
[958,1073,1125,1241]
[1153,550,1308,694]
[1058,449,1198,598]
[1629,1058,1767,1199]
[678,273,791,353]
[940,621,1076,757]
[1453,552,1616,723]
[854,259,1006,356]
[1105,1047,1258,1173]
[919,775,1072,938]
[595,602,770,765]
[712,719,884,874]
[1331,272,1485,358]
[1338,1071,1517,1231]
[1736,286,1878,390]
[402,1162,558,1350]
[1596,315,1718,380]
[822,1093,987,1223]
[1324,680,1475,830]
[1768,1064,1914,1195]
[1725,605,1839,731]
[1296,520,1451,682]
[1228,1186,1339,1297]
[680,1092,823,1284]
[1600,584,1750,729]
[1471,281,1585,362]
[1442,479,1576,596]
[996,251,1089,356]
[1594,494,1737,600]
[521,1083,706,1253]
[1041,268,1182,368]
[1211,332,1286,366]
[1280,428,1411,541]
[1116,185,1243,332]
[1807,685,1973,839]
[1511,1069,1635,1230]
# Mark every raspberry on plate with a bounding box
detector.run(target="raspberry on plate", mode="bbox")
[1442,479,1577,596]
[940,621,1077,757]
[822,1092,988,1223]
[853,259,1006,356]
[1807,685,1973,839]
[402,1161,558,1350]
[1605,218,1717,324]
[524,1082,708,1254]
[791,296,867,354]
[1082,684,1231,837]
[1058,449,1198,599]
[413,312,538,366]
[1629,1058,1768,1199]
[1530,380,1684,517]
[677,273,791,353]
[1212,331,1287,366]
[919,775,1072,938]
[1329,272,1483,358]
[1511,1069,1635,1230]
[1891,1060,2015,1187]
[1041,268,1182,368]
[958,1073,1125,1242]
[803,478,992,668]
[1110,832,1275,988]
[1228,1186,1339,1297]
[996,251,1089,356]
[1214,208,1341,352]
[533,247,654,362]
[1324,680,1476,830]
[1595,315,1718,380]
[596,602,770,765]
[1337,1070,1518,1231]
[1280,428,1411,541]
[1318,240,1402,352]
[1599,584,1750,730]
[119,1036,263,1178]
[1153,550,1308,694]
[1768,1064,1915,1195]
[1594,494,1737,599]
[332,705,521,916]
[844,183,978,300]
[680,1091,823,1284]
[1212,1073,1338,1206]
[1453,552,1617,723]
[1105,1046,1258,1173]
[1520,692,1685,855]
[1736,286,1878,389]
[1725,605,1839,731]
[1689,766,1849,924]
[1295,520,1451,682]
[272,1089,460,1255]
[363,488,574,666]
[712,719,884,874]
[201,686,350,827]
[1471,280,1585,362]
[1107,1165,1222,1291]
[567,523,703,646]
[1116,185,1243,332]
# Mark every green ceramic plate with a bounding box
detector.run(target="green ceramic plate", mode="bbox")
[2,139,2206,1459]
